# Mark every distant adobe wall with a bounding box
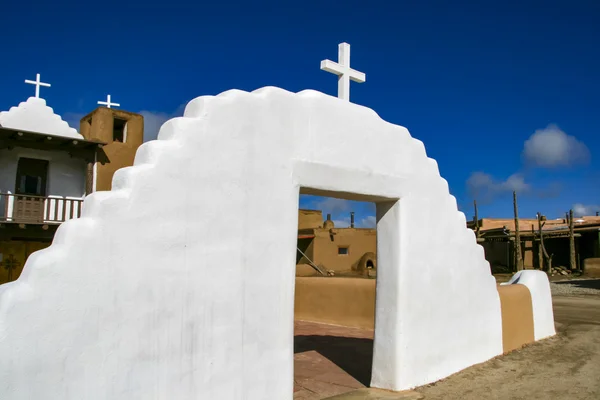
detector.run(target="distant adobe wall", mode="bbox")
[312,228,376,272]
[294,277,376,330]
[583,258,600,277]
[298,209,323,230]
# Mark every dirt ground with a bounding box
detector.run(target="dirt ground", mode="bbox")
[296,278,600,399]
[415,293,600,399]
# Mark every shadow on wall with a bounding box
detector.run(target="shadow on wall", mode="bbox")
[294,335,373,387]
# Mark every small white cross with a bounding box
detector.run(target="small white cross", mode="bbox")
[320,42,366,101]
[98,94,120,109]
[24,73,51,98]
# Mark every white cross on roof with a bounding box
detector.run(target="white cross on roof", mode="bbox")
[98,94,120,109]
[320,42,366,101]
[24,73,51,98]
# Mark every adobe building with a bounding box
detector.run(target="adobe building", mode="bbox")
[79,107,144,191]
[0,86,144,284]
[468,215,600,272]
[296,209,377,276]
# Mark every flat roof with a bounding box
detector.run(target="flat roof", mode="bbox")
[0,126,106,154]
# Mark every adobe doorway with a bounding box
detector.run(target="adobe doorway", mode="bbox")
[292,187,401,398]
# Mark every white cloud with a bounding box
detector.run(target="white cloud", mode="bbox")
[467,172,530,202]
[573,203,600,217]
[139,103,186,142]
[138,111,172,142]
[359,216,376,228]
[312,197,353,215]
[301,195,378,228]
[523,124,590,168]
[332,218,350,228]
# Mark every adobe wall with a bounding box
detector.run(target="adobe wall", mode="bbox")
[523,240,534,269]
[583,258,600,277]
[294,277,376,329]
[298,209,323,230]
[96,143,140,191]
[295,277,538,354]
[497,284,534,353]
[80,108,144,192]
[312,228,376,272]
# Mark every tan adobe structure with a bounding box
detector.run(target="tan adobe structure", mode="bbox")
[79,107,144,191]
[296,209,376,276]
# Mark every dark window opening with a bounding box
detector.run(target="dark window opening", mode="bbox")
[15,158,48,196]
[366,260,374,269]
[338,246,349,255]
[113,118,127,143]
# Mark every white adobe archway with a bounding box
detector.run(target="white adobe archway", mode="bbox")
[0,87,503,399]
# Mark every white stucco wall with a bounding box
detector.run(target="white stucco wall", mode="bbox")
[0,97,83,139]
[0,148,86,197]
[0,87,504,399]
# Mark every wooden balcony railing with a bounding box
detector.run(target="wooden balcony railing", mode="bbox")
[0,193,83,224]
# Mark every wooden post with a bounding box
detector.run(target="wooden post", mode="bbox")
[537,212,553,273]
[513,191,523,271]
[569,209,576,271]
[537,213,544,270]
[474,199,480,238]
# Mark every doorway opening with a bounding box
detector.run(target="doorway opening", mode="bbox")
[293,192,379,399]
[14,157,49,223]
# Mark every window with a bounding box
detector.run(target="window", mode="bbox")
[338,246,349,255]
[113,118,127,143]
[15,158,48,196]
[20,175,42,194]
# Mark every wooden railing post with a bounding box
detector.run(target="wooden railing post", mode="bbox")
[0,194,84,224]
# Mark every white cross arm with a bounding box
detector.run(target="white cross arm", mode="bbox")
[24,79,51,87]
[98,100,121,107]
[320,60,366,83]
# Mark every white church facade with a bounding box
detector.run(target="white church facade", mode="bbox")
[0,46,556,399]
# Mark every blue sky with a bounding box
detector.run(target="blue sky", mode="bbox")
[1,0,599,227]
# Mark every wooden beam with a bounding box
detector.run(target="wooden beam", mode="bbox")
[569,209,576,271]
[513,191,523,271]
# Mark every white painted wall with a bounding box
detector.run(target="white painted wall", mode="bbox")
[0,148,86,221]
[0,148,86,197]
[0,87,506,399]
[0,97,83,139]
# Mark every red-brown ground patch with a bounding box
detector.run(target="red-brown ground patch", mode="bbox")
[294,321,374,399]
